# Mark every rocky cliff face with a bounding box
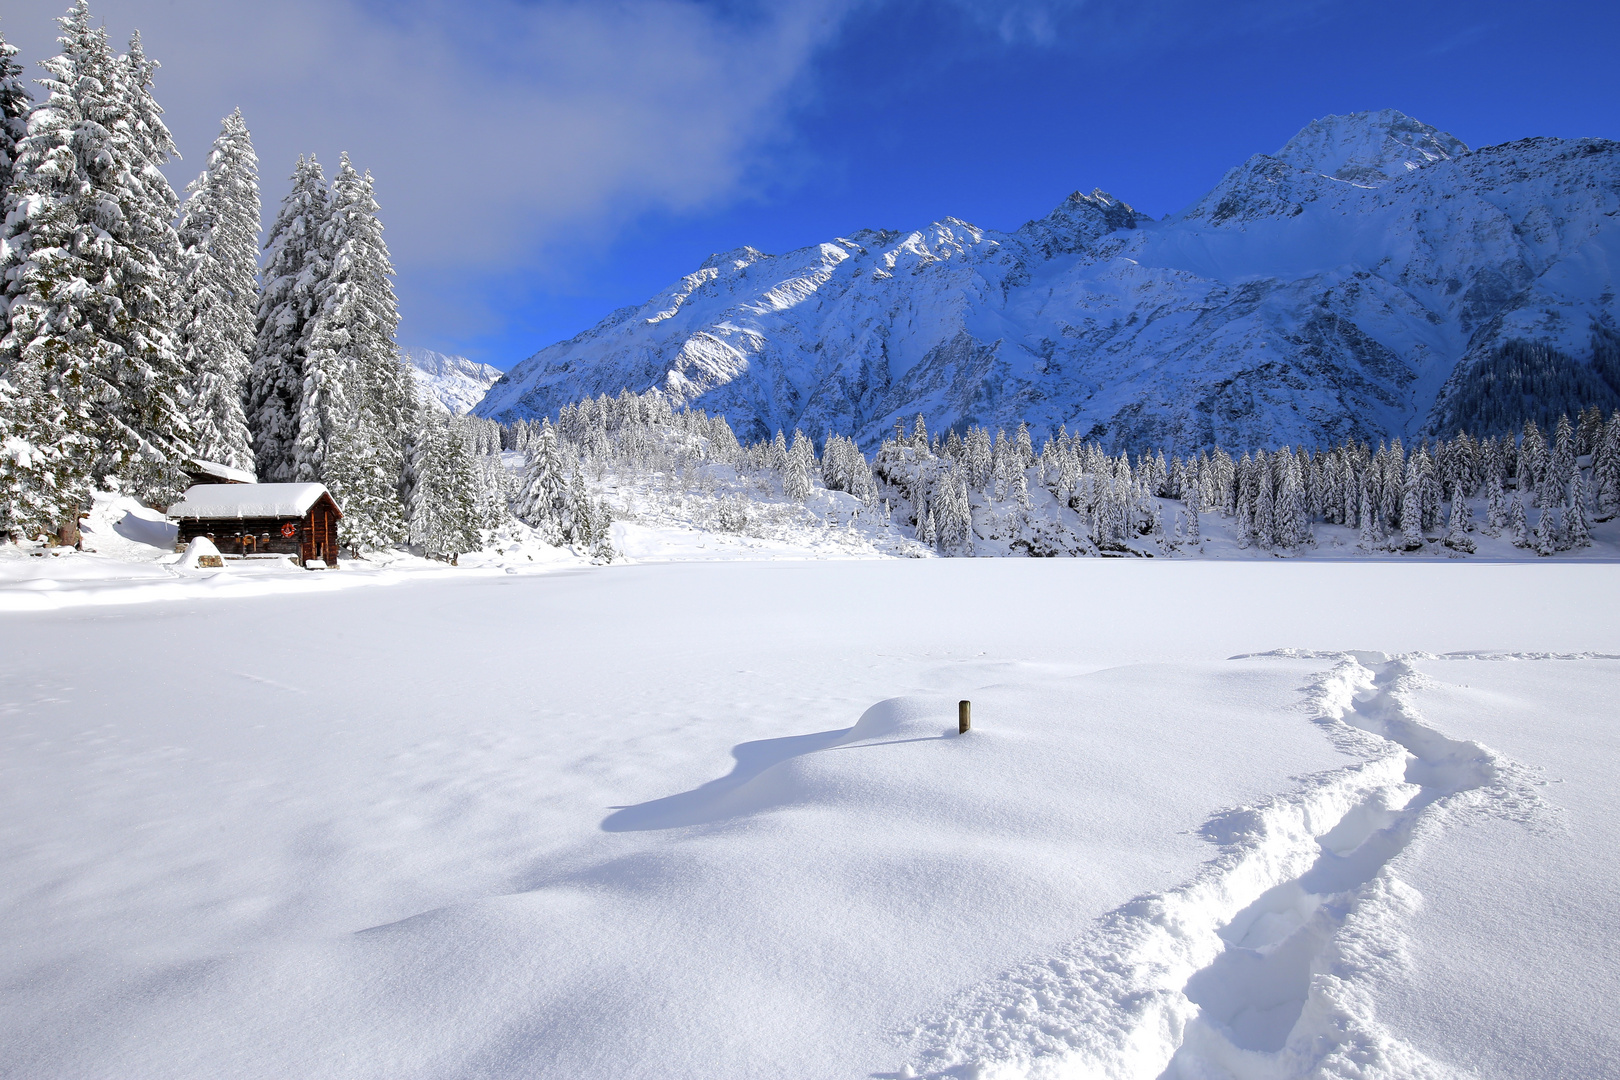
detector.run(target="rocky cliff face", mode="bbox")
[475,111,1620,451]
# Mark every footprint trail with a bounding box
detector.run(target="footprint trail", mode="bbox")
[901,653,1549,1080]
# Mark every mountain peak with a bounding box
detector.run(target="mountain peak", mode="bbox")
[405,349,503,415]
[1274,109,1468,186]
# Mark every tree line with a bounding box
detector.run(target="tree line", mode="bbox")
[0,2,488,554]
[504,389,1618,559]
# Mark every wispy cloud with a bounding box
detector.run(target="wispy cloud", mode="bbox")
[4,0,855,336]
[1425,21,1497,57]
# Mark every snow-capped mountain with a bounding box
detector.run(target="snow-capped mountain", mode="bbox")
[406,349,504,415]
[475,111,1620,451]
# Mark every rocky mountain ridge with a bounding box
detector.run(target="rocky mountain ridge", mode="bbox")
[407,349,504,416]
[475,111,1620,451]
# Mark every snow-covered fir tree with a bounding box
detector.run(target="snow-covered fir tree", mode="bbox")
[1595,414,1620,520]
[1567,470,1593,549]
[1443,486,1475,552]
[408,409,481,558]
[248,155,328,481]
[0,20,30,198]
[284,154,416,549]
[175,109,259,472]
[515,420,568,543]
[0,0,192,519]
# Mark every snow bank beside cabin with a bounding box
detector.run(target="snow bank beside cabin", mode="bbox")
[0,491,588,612]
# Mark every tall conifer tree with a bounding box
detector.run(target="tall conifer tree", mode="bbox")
[0,20,30,197]
[249,156,328,480]
[176,109,259,471]
[299,154,414,547]
[1,0,192,514]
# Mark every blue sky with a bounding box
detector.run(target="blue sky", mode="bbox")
[6,0,1619,370]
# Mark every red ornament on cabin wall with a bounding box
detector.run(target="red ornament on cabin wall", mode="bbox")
[281,522,297,538]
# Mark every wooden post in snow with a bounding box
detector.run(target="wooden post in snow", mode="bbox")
[959,700,971,734]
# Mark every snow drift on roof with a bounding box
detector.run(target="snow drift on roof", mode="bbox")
[167,484,334,519]
[185,459,257,484]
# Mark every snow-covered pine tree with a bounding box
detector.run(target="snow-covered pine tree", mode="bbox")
[1516,420,1547,503]
[1483,473,1506,536]
[1399,458,1425,550]
[783,430,813,502]
[0,24,68,541]
[1415,447,1442,533]
[1380,440,1403,529]
[1358,485,1379,549]
[1594,412,1620,520]
[1443,486,1475,553]
[175,109,260,472]
[0,342,84,541]
[0,19,30,197]
[1277,451,1309,549]
[1533,502,1560,556]
[1253,456,1276,548]
[1549,414,1576,498]
[1508,493,1530,548]
[406,411,480,558]
[107,25,191,497]
[514,419,568,542]
[1576,406,1605,457]
[325,408,406,554]
[298,155,415,548]
[563,468,612,559]
[1,3,194,506]
[1341,460,1359,529]
[1014,422,1034,467]
[1567,469,1593,549]
[935,468,972,555]
[248,156,328,480]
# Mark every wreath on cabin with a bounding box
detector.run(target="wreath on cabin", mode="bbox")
[281,523,297,538]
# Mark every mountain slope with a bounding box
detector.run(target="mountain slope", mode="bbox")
[407,349,504,415]
[476,111,1620,450]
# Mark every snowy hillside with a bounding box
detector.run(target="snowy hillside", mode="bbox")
[406,349,503,415]
[475,110,1620,452]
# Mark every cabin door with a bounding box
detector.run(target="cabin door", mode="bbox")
[309,508,325,563]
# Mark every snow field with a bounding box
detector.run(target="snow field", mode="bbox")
[1357,657,1620,1080]
[1,560,1616,1079]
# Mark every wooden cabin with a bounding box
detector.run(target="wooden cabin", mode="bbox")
[167,483,342,567]
[182,458,256,486]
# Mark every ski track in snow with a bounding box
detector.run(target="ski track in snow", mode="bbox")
[898,652,1558,1080]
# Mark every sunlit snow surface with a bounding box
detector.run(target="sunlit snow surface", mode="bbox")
[1,527,1616,1077]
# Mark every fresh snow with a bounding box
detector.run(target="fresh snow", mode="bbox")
[406,348,504,415]
[185,458,258,484]
[167,482,333,519]
[1,516,1617,1078]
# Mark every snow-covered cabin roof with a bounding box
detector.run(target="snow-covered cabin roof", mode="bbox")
[184,458,257,484]
[167,483,339,519]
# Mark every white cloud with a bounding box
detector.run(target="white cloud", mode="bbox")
[3,0,854,333]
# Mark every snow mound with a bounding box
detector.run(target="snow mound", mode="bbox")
[82,491,177,558]
[176,536,225,571]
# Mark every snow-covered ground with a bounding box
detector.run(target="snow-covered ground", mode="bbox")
[0,493,591,614]
[1,545,1616,1078]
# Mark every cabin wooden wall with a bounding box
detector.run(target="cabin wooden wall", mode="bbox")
[174,497,341,567]
[176,517,304,559]
[300,503,340,566]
